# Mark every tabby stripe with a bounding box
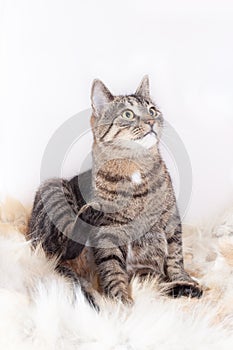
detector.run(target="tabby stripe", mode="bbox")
[52,199,74,214]
[133,190,149,198]
[97,254,126,269]
[166,256,177,261]
[59,218,74,235]
[44,199,68,214]
[38,210,48,230]
[118,246,127,260]
[144,160,163,176]
[113,129,123,139]
[52,207,74,226]
[94,232,120,243]
[44,193,77,217]
[167,234,181,244]
[174,258,183,266]
[97,184,149,198]
[89,215,128,226]
[107,280,125,293]
[102,270,125,278]
[110,217,128,225]
[66,198,77,210]
[129,94,143,104]
[82,289,98,310]
[100,121,115,141]
[167,236,175,244]
[97,170,130,183]
[40,187,64,206]
[98,165,162,187]
[33,196,45,213]
[126,98,134,106]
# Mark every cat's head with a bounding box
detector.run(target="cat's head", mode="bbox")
[90,76,163,151]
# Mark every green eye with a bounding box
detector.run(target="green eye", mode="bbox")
[149,106,157,117]
[122,110,135,120]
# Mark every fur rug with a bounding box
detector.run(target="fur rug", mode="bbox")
[1,197,233,349]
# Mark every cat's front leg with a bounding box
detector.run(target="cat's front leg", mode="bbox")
[166,225,203,298]
[128,230,168,282]
[91,231,132,304]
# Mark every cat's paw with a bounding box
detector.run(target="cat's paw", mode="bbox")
[120,294,134,305]
[167,282,203,299]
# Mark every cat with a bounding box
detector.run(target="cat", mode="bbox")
[28,76,202,306]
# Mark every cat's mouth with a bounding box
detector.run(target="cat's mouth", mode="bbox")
[144,130,157,138]
[134,130,157,141]
[134,130,158,149]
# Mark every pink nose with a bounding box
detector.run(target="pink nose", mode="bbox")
[146,119,155,126]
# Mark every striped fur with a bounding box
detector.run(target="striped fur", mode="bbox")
[89,76,202,302]
[28,76,202,307]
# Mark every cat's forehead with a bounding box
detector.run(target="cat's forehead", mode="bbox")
[115,94,151,107]
[109,95,154,115]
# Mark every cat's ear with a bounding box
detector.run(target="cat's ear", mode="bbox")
[91,79,114,116]
[135,75,150,99]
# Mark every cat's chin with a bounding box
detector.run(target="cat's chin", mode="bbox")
[134,132,157,150]
[111,134,157,152]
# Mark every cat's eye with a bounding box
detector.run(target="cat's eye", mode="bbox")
[148,106,158,117]
[122,110,135,120]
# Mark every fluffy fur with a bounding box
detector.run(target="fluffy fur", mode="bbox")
[1,197,233,349]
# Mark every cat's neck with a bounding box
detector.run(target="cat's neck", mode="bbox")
[93,140,160,163]
[92,141,163,183]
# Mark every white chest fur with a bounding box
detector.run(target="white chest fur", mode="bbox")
[131,171,142,185]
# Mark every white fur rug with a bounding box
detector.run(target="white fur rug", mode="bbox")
[1,197,233,350]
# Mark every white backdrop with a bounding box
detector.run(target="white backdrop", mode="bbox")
[0,0,233,223]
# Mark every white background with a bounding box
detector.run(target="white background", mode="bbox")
[0,0,233,223]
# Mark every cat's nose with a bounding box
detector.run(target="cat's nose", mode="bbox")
[145,119,155,126]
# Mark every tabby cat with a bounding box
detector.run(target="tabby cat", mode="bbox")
[28,76,202,306]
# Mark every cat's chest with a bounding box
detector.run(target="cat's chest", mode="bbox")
[95,165,155,200]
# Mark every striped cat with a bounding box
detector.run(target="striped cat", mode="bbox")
[28,76,202,306]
